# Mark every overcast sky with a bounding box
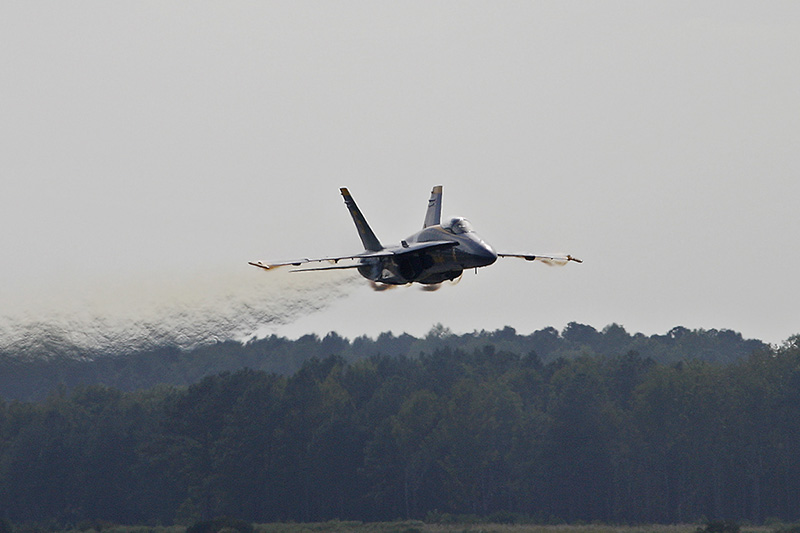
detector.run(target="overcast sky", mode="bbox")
[2,2,799,349]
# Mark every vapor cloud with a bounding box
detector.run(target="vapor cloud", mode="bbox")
[0,267,362,359]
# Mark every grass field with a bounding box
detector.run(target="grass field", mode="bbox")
[252,523,767,533]
[30,521,785,533]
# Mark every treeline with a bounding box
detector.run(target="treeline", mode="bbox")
[2,335,799,527]
[0,323,766,401]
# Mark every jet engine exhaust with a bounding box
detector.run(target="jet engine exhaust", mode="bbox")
[369,280,403,292]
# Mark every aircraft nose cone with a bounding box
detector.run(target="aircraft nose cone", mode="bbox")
[478,241,498,266]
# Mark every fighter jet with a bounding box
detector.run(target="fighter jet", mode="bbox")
[249,186,580,287]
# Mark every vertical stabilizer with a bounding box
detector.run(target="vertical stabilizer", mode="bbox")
[340,188,383,251]
[423,185,443,228]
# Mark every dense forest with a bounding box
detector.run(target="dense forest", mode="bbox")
[0,323,766,401]
[0,324,798,528]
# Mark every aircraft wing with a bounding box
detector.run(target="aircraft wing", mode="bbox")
[249,240,459,271]
[497,253,582,265]
[248,251,390,271]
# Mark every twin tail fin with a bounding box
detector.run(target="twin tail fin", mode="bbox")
[340,188,383,251]
[340,185,443,251]
[423,185,443,228]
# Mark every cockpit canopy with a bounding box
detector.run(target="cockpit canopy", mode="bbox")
[443,217,474,235]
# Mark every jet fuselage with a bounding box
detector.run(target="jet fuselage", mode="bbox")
[358,219,497,285]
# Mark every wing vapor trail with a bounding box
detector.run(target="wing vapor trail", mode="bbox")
[0,267,361,359]
[536,257,572,267]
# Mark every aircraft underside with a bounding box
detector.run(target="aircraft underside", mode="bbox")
[357,251,467,285]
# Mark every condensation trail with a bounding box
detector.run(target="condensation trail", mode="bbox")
[0,266,362,359]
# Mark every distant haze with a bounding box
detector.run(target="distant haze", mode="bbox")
[2,3,798,347]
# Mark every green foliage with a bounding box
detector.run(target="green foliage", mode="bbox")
[186,517,254,533]
[697,522,740,533]
[0,326,796,528]
[0,325,766,402]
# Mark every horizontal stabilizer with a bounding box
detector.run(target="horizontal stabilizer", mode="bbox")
[290,264,364,272]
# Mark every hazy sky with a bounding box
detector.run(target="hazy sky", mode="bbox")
[2,2,799,349]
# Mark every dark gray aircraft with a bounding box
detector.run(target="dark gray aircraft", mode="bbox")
[249,186,580,288]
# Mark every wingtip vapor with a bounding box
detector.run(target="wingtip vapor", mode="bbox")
[250,185,580,286]
[248,261,271,270]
